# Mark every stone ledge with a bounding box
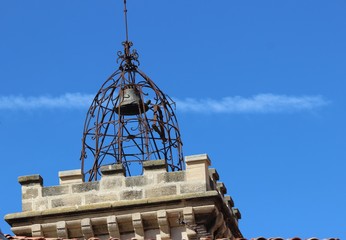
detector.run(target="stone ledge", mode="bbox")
[18,175,43,186]
[5,191,220,224]
[59,169,83,185]
[143,159,167,172]
[185,154,211,165]
[101,164,125,176]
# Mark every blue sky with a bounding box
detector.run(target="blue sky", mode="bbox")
[1,0,345,238]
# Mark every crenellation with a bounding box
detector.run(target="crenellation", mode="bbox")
[8,155,242,239]
[17,156,232,213]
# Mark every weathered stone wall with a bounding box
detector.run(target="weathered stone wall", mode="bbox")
[7,154,242,240]
[19,155,234,213]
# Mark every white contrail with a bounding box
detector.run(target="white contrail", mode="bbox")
[0,93,328,113]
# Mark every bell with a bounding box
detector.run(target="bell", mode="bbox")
[116,85,148,115]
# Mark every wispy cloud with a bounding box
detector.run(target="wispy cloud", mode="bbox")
[0,93,93,110]
[174,94,329,113]
[0,93,329,113]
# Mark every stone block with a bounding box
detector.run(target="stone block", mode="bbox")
[120,190,143,200]
[34,199,48,211]
[100,177,123,190]
[42,185,69,197]
[85,193,118,204]
[22,188,39,199]
[185,154,211,188]
[51,196,81,208]
[72,182,99,193]
[143,159,167,173]
[157,171,185,183]
[145,185,177,198]
[59,169,83,185]
[180,183,206,194]
[185,154,211,165]
[101,164,125,176]
[18,175,43,186]
[22,202,33,212]
[125,176,150,187]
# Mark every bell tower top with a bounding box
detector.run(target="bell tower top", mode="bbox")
[80,0,184,181]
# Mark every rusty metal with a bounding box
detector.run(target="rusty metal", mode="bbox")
[80,0,184,180]
[80,1,183,181]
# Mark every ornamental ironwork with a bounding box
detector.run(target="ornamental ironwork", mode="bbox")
[80,1,183,181]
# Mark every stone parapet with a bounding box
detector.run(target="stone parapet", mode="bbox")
[6,154,242,240]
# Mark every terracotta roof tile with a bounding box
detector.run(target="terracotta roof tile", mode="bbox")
[3,236,340,240]
[248,238,339,240]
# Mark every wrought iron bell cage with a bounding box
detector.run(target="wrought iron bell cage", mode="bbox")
[81,41,184,181]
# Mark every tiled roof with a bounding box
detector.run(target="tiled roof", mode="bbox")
[247,238,340,240]
[3,236,340,240]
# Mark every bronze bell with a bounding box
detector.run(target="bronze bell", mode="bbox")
[116,85,149,115]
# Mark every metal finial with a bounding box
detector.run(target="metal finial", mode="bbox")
[123,0,129,43]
